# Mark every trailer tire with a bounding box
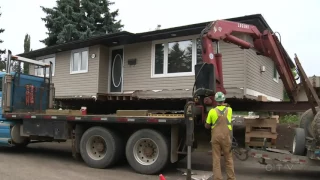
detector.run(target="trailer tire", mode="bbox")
[12,139,30,150]
[292,128,306,155]
[299,107,319,138]
[312,111,320,140]
[80,126,124,169]
[125,129,169,175]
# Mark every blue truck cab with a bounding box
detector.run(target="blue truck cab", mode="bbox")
[0,72,49,147]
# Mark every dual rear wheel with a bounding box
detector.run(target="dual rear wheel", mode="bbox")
[79,127,170,175]
[79,126,124,169]
[299,107,319,138]
[292,107,320,156]
[299,107,320,141]
[126,129,170,174]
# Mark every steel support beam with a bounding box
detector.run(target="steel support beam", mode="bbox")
[228,101,316,112]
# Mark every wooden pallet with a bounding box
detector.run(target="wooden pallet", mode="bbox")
[244,116,278,148]
[246,134,277,148]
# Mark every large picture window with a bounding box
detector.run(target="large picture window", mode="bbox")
[152,36,203,78]
[35,55,55,77]
[70,48,88,74]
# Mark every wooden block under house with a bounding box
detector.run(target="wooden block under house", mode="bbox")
[244,116,279,148]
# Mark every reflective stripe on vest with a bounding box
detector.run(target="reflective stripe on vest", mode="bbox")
[211,107,232,130]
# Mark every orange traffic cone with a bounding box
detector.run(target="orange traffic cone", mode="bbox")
[159,174,166,180]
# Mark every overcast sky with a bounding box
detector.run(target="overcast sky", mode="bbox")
[0,0,319,76]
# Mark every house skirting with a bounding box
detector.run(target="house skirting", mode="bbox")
[53,87,282,102]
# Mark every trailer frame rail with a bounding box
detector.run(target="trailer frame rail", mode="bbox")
[3,113,184,124]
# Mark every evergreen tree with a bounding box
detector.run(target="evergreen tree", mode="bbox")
[41,0,123,46]
[0,6,6,71]
[24,34,31,53]
[23,34,31,74]
[41,0,82,46]
[80,0,123,38]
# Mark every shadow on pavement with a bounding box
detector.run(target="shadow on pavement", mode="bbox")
[0,140,319,180]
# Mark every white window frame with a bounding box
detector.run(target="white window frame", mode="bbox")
[151,35,199,78]
[70,47,89,74]
[35,54,56,77]
[273,62,279,83]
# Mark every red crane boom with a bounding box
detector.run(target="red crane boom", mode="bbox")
[200,20,298,103]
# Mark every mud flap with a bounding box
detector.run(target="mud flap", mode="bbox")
[170,124,179,163]
[72,124,85,160]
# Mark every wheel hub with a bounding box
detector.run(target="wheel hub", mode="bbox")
[143,147,154,157]
[96,142,105,152]
[86,135,107,160]
[133,138,159,165]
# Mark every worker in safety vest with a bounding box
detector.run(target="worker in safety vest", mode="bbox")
[205,91,235,180]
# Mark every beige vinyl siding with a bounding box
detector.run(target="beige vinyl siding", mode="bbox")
[122,35,245,92]
[219,40,245,88]
[244,35,283,100]
[122,41,193,91]
[98,45,109,93]
[30,45,100,98]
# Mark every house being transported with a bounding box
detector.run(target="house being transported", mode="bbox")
[17,14,294,112]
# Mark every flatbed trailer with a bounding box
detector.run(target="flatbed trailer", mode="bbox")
[226,126,320,173]
[242,147,320,173]
[2,111,191,175]
[2,18,320,180]
[249,148,320,166]
[0,51,198,175]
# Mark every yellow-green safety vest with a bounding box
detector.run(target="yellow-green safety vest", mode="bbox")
[206,105,233,130]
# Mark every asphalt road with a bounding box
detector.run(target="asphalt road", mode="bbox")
[0,142,319,180]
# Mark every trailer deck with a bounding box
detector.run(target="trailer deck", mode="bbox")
[3,112,185,124]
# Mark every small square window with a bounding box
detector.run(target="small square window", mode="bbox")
[70,48,89,74]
